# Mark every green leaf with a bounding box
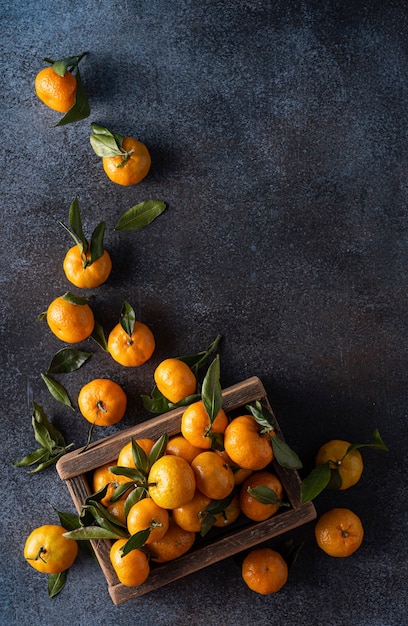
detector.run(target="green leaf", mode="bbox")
[271,437,303,470]
[12,447,49,467]
[248,485,281,505]
[54,67,90,126]
[181,334,222,374]
[199,512,216,537]
[120,529,151,556]
[131,438,148,474]
[300,462,331,503]
[68,196,87,251]
[109,465,146,483]
[41,373,74,410]
[111,481,137,501]
[114,200,167,231]
[64,526,125,541]
[148,433,169,466]
[246,400,275,432]
[141,388,199,414]
[124,487,146,517]
[49,52,87,76]
[201,355,222,424]
[89,221,106,263]
[346,429,389,454]
[46,348,92,374]
[61,291,90,305]
[32,401,65,446]
[119,301,135,337]
[90,123,124,158]
[91,320,108,351]
[48,571,67,598]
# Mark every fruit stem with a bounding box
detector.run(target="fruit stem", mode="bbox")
[97,400,108,413]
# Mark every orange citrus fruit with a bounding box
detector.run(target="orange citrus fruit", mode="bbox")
[315,440,363,490]
[127,497,169,544]
[102,137,151,186]
[147,519,195,563]
[110,538,150,586]
[315,508,364,557]
[224,414,274,471]
[172,489,212,533]
[92,461,132,507]
[24,524,78,574]
[107,499,127,526]
[165,435,203,464]
[215,449,253,485]
[148,455,196,509]
[239,471,283,521]
[181,400,228,450]
[63,245,112,289]
[154,358,197,403]
[242,548,288,594]
[191,451,235,500]
[108,321,155,367]
[213,493,241,528]
[117,438,155,469]
[46,294,94,343]
[77,378,127,426]
[35,66,77,113]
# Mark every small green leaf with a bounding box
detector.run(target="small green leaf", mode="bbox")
[271,437,303,470]
[64,526,124,540]
[89,221,106,263]
[120,529,150,556]
[12,447,49,468]
[201,355,222,424]
[109,465,146,483]
[124,487,146,517]
[148,433,169,466]
[248,485,281,505]
[119,301,135,337]
[41,373,74,409]
[48,571,68,598]
[200,512,216,537]
[181,334,222,374]
[90,123,124,158]
[55,67,90,126]
[114,200,167,231]
[46,348,92,374]
[49,52,87,76]
[62,291,90,305]
[131,438,148,474]
[91,320,108,351]
[300,462,331,503]
[246,400,275,432]
[346,429,389,454]
[68,196,87,251]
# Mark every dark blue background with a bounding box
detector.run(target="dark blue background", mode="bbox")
[1,1,407,624]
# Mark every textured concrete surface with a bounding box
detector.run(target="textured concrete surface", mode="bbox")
[1,1,408,624]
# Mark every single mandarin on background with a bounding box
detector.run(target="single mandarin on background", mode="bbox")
[242,548,288,595]
[102,137,151,186]
[154,358,197,403]
[63,245,112,289]
[77,378,127,426]
[108,321,155,367]
[35,66,77,113]
[46,295,94,343]
[315,508,364,557]
[315,440,364,490]
[24,525,78,574]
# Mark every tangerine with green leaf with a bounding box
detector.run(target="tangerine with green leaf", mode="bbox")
[90,124,151,186]
[239,471,283,521]
[224,414,274,471]
[45,292,94,343]
[24,524,78,574]
[110,538,150,586]
[108,302,155,366]
[181,400,228,450]
[315,440,364,490]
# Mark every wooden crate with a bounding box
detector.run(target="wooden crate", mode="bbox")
[56,376,316,605]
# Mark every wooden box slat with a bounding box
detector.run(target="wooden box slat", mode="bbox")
[56,376,316,604]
